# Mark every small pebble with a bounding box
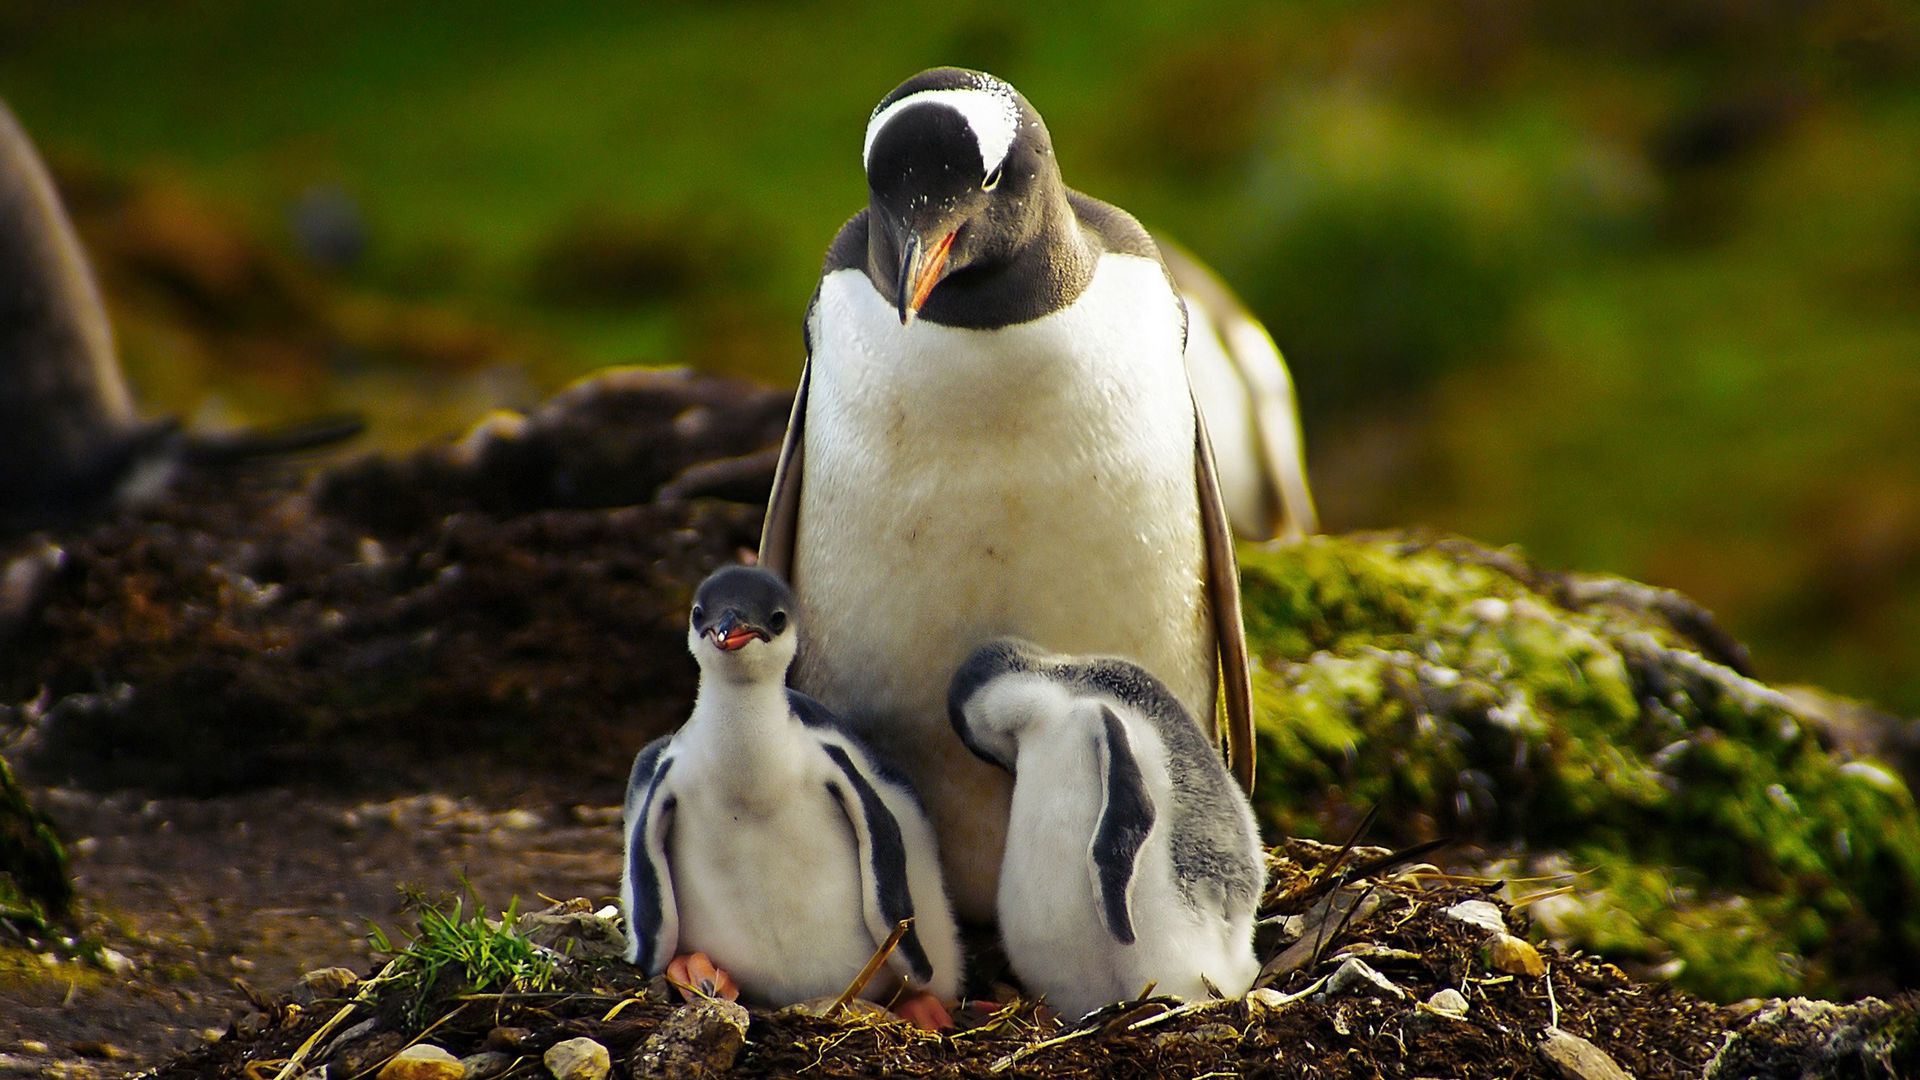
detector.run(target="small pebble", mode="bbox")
[544,1036,610,1080]
[1490,933,1547,977]
[298,966,361,1000]
[378,1043,466,1080]
[461,1050,514,1080]
[1445,899,1507,933]
[1426,988,1470,1018]
[1467,597,1512,624]
[1245,987,1288,1012]
[485,1027,533,1052]
[331,1030,408,1076]
[634,998,751,1080]
[1151,1022,1240,1050]
[1538,1026,1634,1080]
[1320,957,1407,1000]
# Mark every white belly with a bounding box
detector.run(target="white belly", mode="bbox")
[792,255,1214,919]
[667,783,886,1006]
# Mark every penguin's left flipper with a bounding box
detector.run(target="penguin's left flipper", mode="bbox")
[1089,705,1157,944]
[817,736,937,987]
[1194,400,1256,794]
[758,357,809,578]
[621,739,681,974]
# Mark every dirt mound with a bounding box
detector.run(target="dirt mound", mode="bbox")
[2,368,787,800]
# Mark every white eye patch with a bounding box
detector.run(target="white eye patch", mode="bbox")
[863,85,1021,179]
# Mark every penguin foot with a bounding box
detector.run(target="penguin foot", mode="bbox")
[891,989,954,1031]
[665,952,740,1002]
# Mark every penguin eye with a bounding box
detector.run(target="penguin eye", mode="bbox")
[769,611,789,634]
[691,605,705,624]
[982,165,1003,192]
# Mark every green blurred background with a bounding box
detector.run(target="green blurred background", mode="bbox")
[3,1,1917,716]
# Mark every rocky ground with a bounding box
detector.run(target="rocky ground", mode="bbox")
[2,369,1918,1077]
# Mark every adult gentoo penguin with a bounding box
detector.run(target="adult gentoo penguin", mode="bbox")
[0,97,359,537]
[1162,238,1319,542]
[948,639,1264,1017]
[0,97,164,528]
[622,565,961,1029]
[760,67,1254,922]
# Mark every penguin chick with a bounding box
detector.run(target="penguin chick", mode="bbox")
[623,565,962,1028]
[948,638,1264,1018]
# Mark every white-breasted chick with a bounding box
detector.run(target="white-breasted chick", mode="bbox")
[949,638,1265,1019]
[622,565,962,1028]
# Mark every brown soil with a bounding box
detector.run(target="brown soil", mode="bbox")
[1,368,784,1076]
[1,788,623,1078]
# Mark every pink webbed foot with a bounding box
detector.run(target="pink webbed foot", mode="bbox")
[665,952,740,1002]
[892,988,955,1031]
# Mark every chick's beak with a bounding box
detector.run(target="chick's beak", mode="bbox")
[896,229,957,325]
[705,611,768,652]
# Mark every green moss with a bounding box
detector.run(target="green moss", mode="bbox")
[1242,533,1920,1000]
[0,945,109,992]
[0,753,72,928]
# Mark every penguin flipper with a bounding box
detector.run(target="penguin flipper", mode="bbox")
[1194,394,1257,794]
[1089,705,1156,945]
[820,740,935,985]
[621,739,680,974]
[758,356,808,578]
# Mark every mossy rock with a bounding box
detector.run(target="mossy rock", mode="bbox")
[1241,532,1920,1000]
[0,750,72,927]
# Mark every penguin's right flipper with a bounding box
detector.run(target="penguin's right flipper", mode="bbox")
[1194,396,1256,794]
[621,739,680,974]
[758,357,809,578]
[1089,705,1156,945]
[820,740,934,985]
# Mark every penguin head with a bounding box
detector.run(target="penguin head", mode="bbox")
[947,638,1061,771]
[687,565,799,682]
[862,67,1058,325]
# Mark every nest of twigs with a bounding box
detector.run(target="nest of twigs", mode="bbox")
[144,839,1745,1080]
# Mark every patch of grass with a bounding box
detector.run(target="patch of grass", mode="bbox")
[367,883,558,1027]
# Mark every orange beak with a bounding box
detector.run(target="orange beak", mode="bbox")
[897,230,957,325]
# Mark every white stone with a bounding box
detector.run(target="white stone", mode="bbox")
[542,1037,609,1080]
[1445,899,1507,933]
[1319,957,1406,1000]
[377,1043,465,1080]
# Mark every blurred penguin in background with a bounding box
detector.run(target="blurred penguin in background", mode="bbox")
[0,98,165,530]
[0,98,359,538]
[1161,237,1318,543]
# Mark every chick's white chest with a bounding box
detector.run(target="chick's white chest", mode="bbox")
[664,738,875,1004]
